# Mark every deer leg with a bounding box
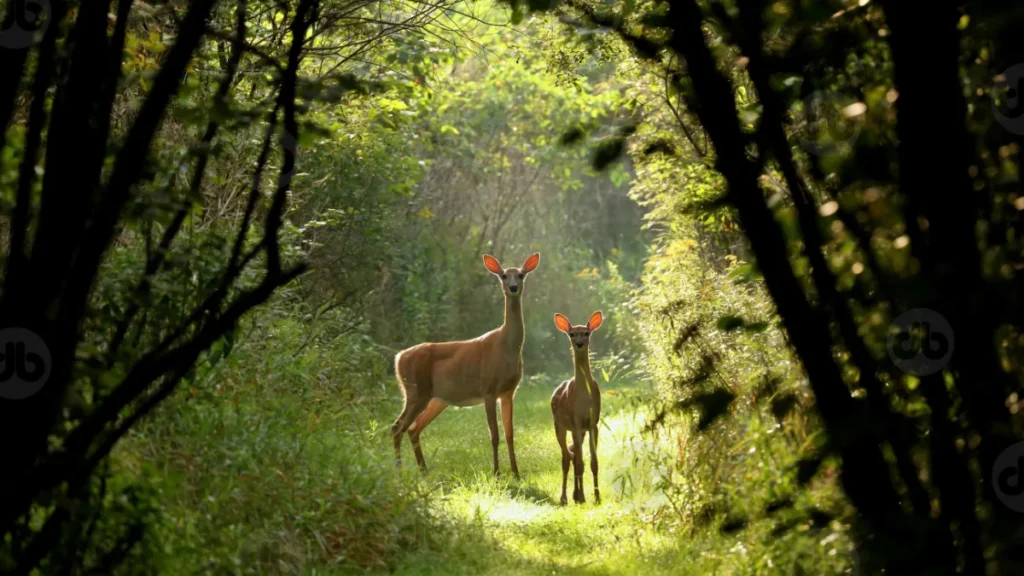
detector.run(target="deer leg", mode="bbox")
[392,404,412,467]
[408,398,448,472]
[392,394,428,469]
[500,392,519,479]
[571,426,585,503]
[589,425,600,504]
[485,395,501,477]
[555,422,570,505]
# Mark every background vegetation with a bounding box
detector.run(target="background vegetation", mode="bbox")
[2,0,1022,574]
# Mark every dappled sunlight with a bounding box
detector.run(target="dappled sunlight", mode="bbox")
[14,0,1000,570]
[446,485,550,526]
[482,498,548,525]
[380,378,702,575]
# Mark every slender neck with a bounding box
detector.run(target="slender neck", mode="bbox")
[573,348,595,393]
[501,294,524,351]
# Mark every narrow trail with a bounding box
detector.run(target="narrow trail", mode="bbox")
[381,376,695,576]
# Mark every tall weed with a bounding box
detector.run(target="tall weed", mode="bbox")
[113,305,446,574]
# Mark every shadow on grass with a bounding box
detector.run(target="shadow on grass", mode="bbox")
[505,481,557,505]
[389,526,649,576]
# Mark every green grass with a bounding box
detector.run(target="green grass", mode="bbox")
[381,375,689,575]
[371,374,856,576]
[115,324,856,575]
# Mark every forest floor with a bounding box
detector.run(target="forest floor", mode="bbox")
[122,347,818,575]
[379,377,699,576]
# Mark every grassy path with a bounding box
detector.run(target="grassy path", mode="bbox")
[120,352,847,575]
[380,376,695,576]
[116,327,859,576]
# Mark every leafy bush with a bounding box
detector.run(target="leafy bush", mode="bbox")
[113,303,447,573]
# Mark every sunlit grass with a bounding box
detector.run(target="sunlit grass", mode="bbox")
[372,373,855,576]
[374,374,696,576]
[118,336,854,575]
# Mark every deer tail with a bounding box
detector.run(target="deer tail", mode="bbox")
[394,350,409,399]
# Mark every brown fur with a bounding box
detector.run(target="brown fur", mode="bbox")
[550,311,603,505]
[391,253,540,477]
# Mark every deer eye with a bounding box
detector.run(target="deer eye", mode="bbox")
[518,274,524,279]
[501,274,507,279]
[585,332,590,336]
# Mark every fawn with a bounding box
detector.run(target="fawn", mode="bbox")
[550,311,603,505]
[391,253,540,478]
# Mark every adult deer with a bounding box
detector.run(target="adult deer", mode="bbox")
[392,252,540,478]
[550,311,603,505]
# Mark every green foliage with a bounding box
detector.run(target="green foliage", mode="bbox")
[622,209,854,571]
[613,66,856,569]
[75,2,655,572]
[5,0,941,572]
[328,11,652,366]
[115,303,446,573]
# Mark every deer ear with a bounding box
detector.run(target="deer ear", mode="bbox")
[587,311,604,331]
[521,252,540,274]
[554,313,571,333]
[483,254,503,275]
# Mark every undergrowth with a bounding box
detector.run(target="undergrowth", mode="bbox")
[113,309,445,573]
[112,297,857,575]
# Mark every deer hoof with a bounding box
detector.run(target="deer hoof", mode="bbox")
[560,495,568,506]
[594,490,601,505]
[573,490,585,504]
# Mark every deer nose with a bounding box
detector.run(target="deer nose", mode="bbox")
[509,285,518,293]
[575,340,584,348]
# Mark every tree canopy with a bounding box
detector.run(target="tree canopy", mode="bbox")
[2,0,1023,573]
